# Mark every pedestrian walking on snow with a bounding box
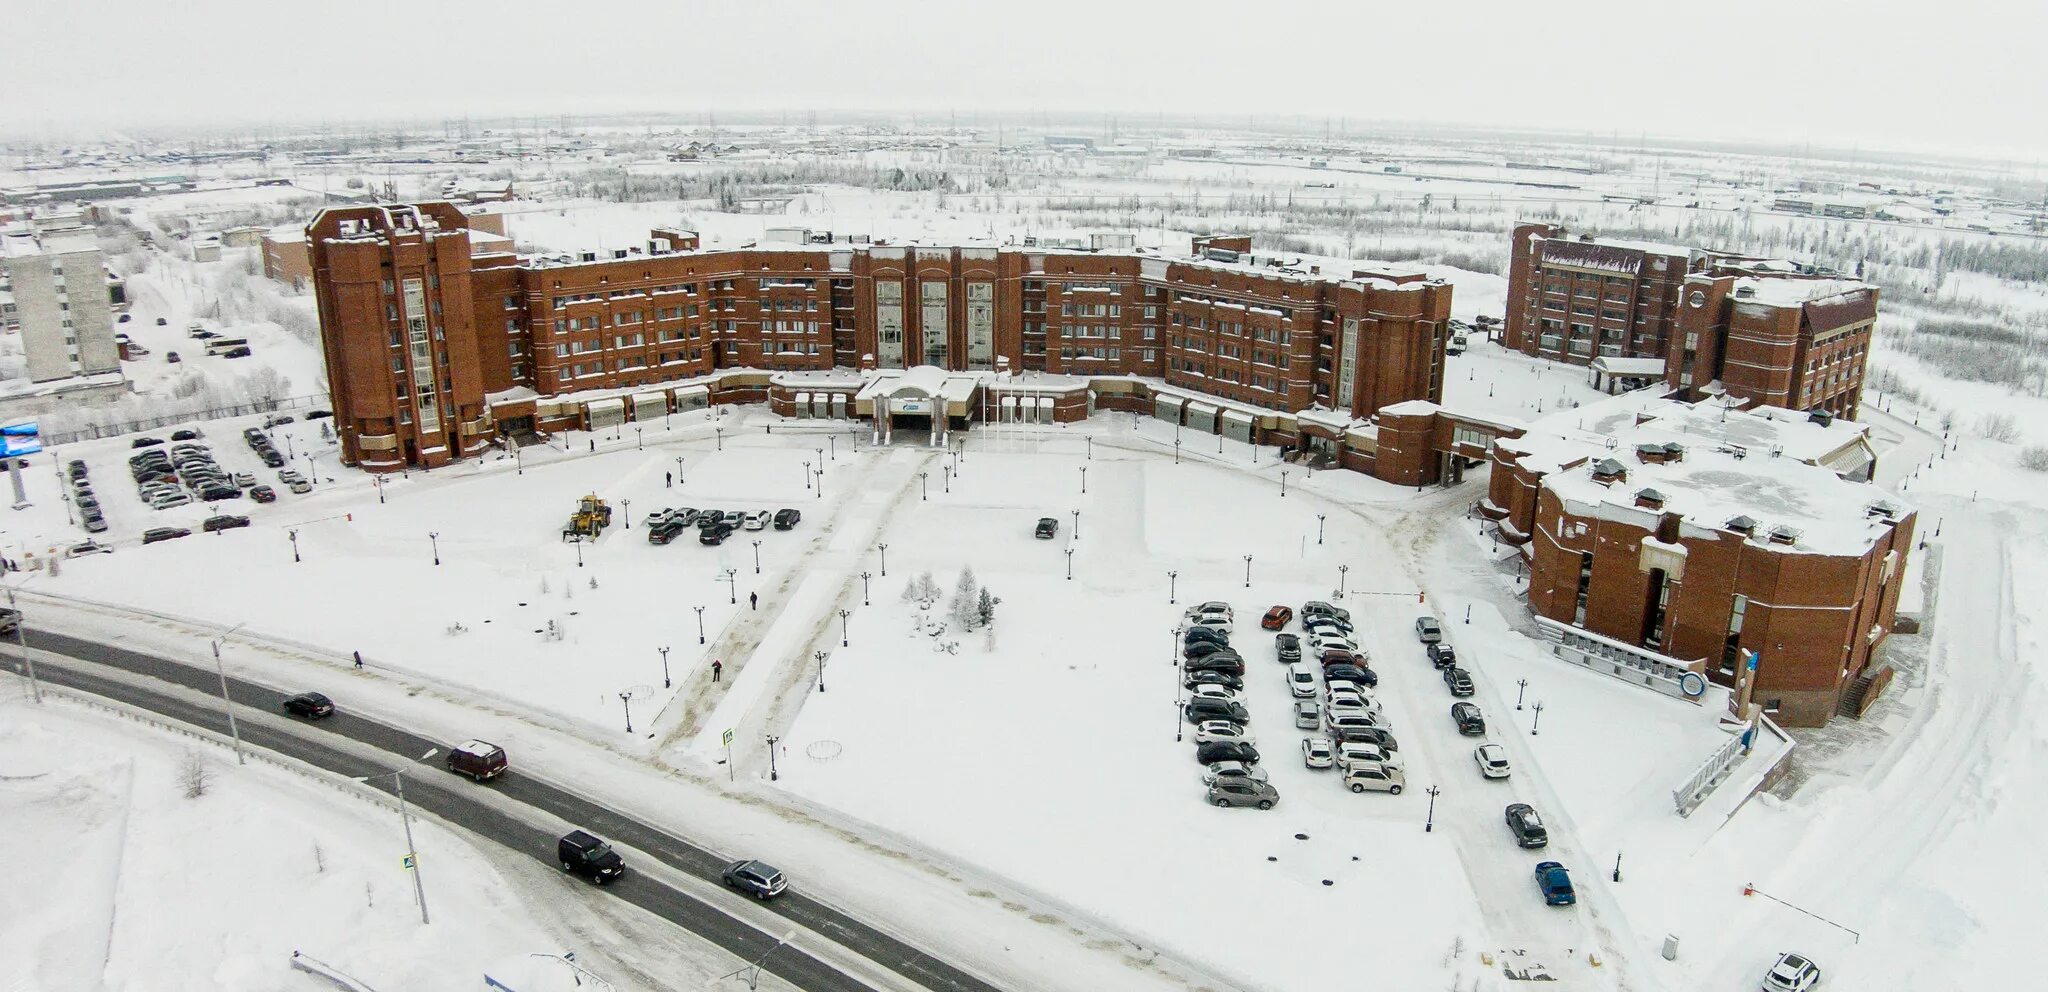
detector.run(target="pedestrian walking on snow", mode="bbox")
[712,659,723,683]
[750,592,758,611]
[353,650,363,670]
[666,471,673,488]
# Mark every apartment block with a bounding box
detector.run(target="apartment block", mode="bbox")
[1,225,121,382]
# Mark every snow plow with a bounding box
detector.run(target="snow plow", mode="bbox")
[562,494,613,541]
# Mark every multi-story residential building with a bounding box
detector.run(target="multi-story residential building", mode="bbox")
[1484,392,1910,726]
[307,203,1453,472]
[0,224,122,383]
[1506,222,1880,421]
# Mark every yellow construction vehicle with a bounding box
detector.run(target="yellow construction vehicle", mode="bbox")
[562,494,613,541]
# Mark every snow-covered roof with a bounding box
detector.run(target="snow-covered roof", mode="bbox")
[1731,277,1869,308]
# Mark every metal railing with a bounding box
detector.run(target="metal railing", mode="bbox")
[41,393,327,446]
[1530,615,1709,703]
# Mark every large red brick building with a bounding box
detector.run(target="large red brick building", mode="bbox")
[1483,393,1909,726]
[307,203,1452,471]
[1505,223,1877,420]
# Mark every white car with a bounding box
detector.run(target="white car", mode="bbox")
[286,479,312,494]
[1760,953,1821,992]
[1474,744,1512,779]
[1190,616,1233,636]
[1302,737,1335,769]
[1287,663,1320,698]
[743,510,771,531]
[1324,678,1367,699]
[1307,630,1357,653]
[1186,601,1233,619]
[1326,687,1377,712]
[1337,741,1401,772]
[1192,721,1254,746]
[1201,760,1269,786]
[150,491,193,509]
[1190,684,1240,704]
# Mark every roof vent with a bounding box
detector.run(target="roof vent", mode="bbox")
[1808,409,1834,427]
[1591,458,1627,484]
[1635,443,1667,464]
[1768,525,1802,546]
[1726,515,1758,535]
[1634,488,1667,509]
[1662,441,1685,462]
[1866,501,1900,521]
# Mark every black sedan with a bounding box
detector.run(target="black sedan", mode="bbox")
[1183,698,1250,725]
[282,692,335,719]
[1183,670,1244,692]
[1195,740,1261,765]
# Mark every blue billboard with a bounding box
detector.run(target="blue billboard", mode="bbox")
[1,422,42,457]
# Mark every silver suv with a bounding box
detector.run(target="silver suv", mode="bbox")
[1206,778,1279,810]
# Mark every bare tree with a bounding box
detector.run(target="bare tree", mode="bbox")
[179,749,212,799]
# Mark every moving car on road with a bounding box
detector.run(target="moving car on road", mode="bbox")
[282,692,335,719]
[1474,744,1512,779]
[1504,803,1549,848]
[1533,862,1576,905]
[722,859,788,899]
[1415,616,1442,643]
[1452,702,1486,736]
[1034,517,1059,539]
[447,739,509,781]
[557,830,626,885]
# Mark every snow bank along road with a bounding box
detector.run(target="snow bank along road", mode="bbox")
[12,628,1000,992]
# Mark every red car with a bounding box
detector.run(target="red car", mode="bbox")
[249,485,278,503]
[1261,605,1294,630]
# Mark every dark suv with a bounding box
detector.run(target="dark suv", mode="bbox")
[1275,633,1301,663]
[1443,667,1475,697]
[1452,702,1486,736]
[721,859,788,899]
[1183,697,1251,725]
[1428,642,1459,668]
[282,692,335,719]
[772,508,802,530]
[647,520,687,545]
[1034,517,1059,539]
[558,830,626,884]
[1505,803,1549,848]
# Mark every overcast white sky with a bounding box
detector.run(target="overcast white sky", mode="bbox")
[4,0,2044,160]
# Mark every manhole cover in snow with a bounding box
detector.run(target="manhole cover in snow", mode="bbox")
[1294,833,1309,840]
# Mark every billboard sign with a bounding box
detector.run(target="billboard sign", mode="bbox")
[0,422,41,458]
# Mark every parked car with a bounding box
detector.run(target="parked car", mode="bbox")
[1184,698,1251,725]
[264,414,296,427]
[285,479,312,494]
[743,510,771,531]
[1301,601,1349,623]
[1452,702,1486,735]
[721,859,788,899]
[1189,616,1233,637]
[171,428,202,441]
[1192,721,1254,746]
[1415,616,1443,643]
[1274,633,1301,663]
[1760,952,1822,992]
[1337,740,1401,772]
[1193,740,1262,768]
[1344,763,1405,794]
[1201,760,1269,786]
[131,437,164,448]
[1294,699,1321,729]
[1261,605,1293,630]
[1301,737,1335,769]
[202,514,252,532]
[261,451,286,468]
[1034,517,1059,539]
[1206,778,1279,810]
[446,739,509,781]
[1504,803,1549,848]
[699,524,734,545]
[1323,663,1372,686]
[200,485,241,502]
[1287,663,1320,698]
[1327,688,1377,714]
[141,527,191,544]
[772,508,802,530]
[1303,614,1353,635]
[165,352,181,363]
[305,410,333,420]
[1183,670,1244,692]
[1427,642,1459,668]
[1443,667,1476,697]
[1183,639,1228,660]
[81,517,109,534]
[282,691,335,719]
[250,485,277,503]
[1188,600,1233,617]
[1183,652,1244,676]
[1318,647,1360,668]
[648,521,687,545]
[232,472,256,488]
[155,316,168,326]
[1474,744,1512,779]
[1183,625,1230,648]
[557,830,625,885]
[1533,862,1576,906]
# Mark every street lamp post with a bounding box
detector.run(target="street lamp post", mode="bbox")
[514,443,524,475]
[766,734,781,781]
[2,582,44,704]
[1174,439,1181,464]
[1317,513,1326,545]
[1425,785,1441,832]
[375,474,387,503]
[828,435,836,460]
[1167,570,1178,604]
[1079,466,1087,494]
[1086,435,1093,460]
[877,543,889,577]
[838,608,850,647]
[635,426,643,450]
[943,465,951,493]
[1337,564,1349,597]
[659,646,672,689]
[621,499,630,530]
[716,427,725,451]
[1532,701,1545,736]
[815,649,829,692]
[860,571,872,605]
[694,605,707,644]
[723,568,737,605]
[919,472,928,501]
[1064,548,1074,580]
[815,466,823,499]
[618,691,635,733]
[288,529,301,563]
[1280,470,1289,497]
[675,455,685,486]
[428,531,440,565]
[1071,508,1080,540]
[751,539,762,574]
[210,623,249,765]
[1243,554,1253,588]
[804,460,812,489]
[352,768,430,925]
[1516,678,1529,710]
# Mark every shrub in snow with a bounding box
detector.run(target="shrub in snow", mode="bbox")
[949,567,980,630]
[1978,412,2021,443]
[2020,446,2048,472]
[179,749,211,799]
[976,588,1000,629]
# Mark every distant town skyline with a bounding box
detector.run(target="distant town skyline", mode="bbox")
[4,0,2044,162]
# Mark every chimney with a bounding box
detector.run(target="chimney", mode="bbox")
[1634,487,1666,510]
[1725,515,1757,536]
[1735,285,1755,299]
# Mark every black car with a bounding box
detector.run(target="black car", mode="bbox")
[131,437,164,449]
[1183,652,1245,677]
[1452,702,1486,735]
[201,485,241,502]
[1324,663,1371,685]
[1034,517,1059,539]
[721,859,788,899]
[1342,725,1400,752]
[1338,664,1379,688]
[305,410,333,420]
[1275,633,1301,662]
[260,451,285,468]
[772,508,802,530]
[1195,740,1261,765]
[203,514,251,532]
[699,524,734,546]
[1428,642,1459,668]
[1505,803,1549,849]
[1183,670,1244,692]
[142,527,192,544]
[155,316,168,325]
[1183,639,1228,660]
[558,830,625,884]
[282,691,335,719]
[244,427,267,442]
[170,429,202,441]
[1183,625,1230,647]
[265,415,296,427]
[648,521,686,545]
[1444,667,1475,697]
[1183,698,1251,725]
[222,347,252,359]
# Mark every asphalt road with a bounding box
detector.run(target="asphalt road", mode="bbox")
[12,628,999,992]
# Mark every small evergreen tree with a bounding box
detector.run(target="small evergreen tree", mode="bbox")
[976,588,1000,628]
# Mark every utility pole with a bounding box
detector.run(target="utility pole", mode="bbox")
[2,582,43,704]
[210,624,248,765]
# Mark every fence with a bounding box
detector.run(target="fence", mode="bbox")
[1530,615,1710,703]
[1672,714,1793,817]
[40,393,327,446]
